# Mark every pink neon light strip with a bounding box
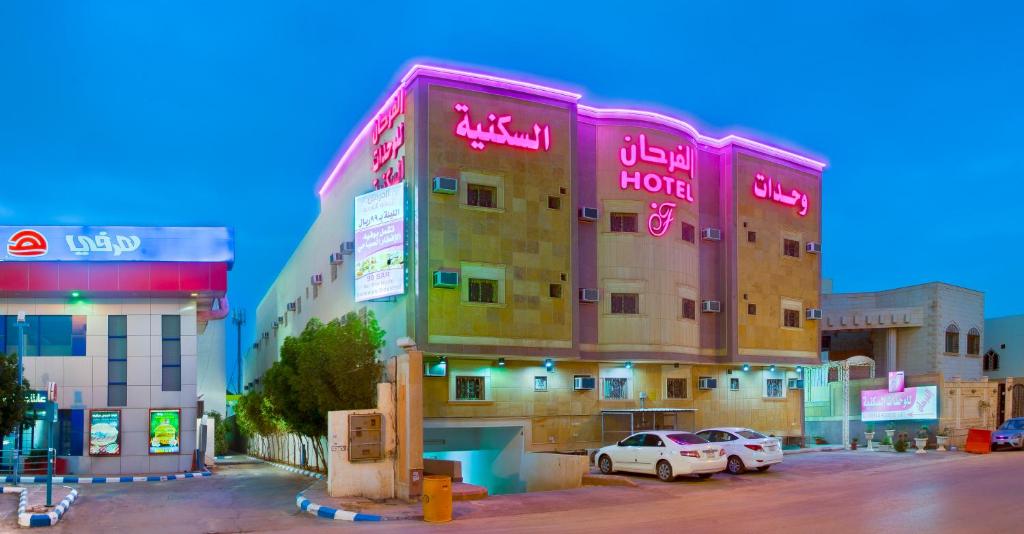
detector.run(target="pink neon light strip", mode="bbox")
[317,65,825,197]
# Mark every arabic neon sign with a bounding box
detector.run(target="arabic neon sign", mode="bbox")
[371,90,406,190]
[752,172,809,216]
[615,133,695,237]
[453,103,551,152]
[6,229,48,257]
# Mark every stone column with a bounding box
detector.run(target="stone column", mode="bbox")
[886,328,897,373]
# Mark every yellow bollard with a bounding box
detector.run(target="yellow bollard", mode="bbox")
[422,475,452,523]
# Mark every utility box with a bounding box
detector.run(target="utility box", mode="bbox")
[349,413,383,462]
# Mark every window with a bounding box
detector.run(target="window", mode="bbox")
[821,335,832,351]
[161,315,181,392]
[467,184,497,208]
[765,378,784,398]
[296,297,301,315]
[681,222,696,243]
[747,231,757,243]
[455,376,485,400]
[611,293,639,314]
[643,434,665,447]
[967,328,981,355]
[682,298,696,320]
[108,316,128,406]
[737,430,767,439]
[547,196,561,210]
[57,409,84,456]
[748,304,757,315]
[549,284,563,298]
[603,377,628,399]
[669,433,707,445]
[610,213,638,233]
[783,239,801,258]
[784,309,801,328]
[667,378,688,399]
[533,376,548,392]
[945,324,960,354]
[984,350,1000,371]
[620,434,645,446]
[730,377,740,391]
[2,315,86,356]
[468,278,498,303]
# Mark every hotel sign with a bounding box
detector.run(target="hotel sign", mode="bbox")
[1,226,234,263]
[354,185,405,302]
[861,386,938,422]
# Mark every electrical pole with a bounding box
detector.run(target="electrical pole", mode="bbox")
[14,312,27,480]
[231,309,246,395]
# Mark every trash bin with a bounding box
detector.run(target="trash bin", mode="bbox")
[422,475,452,523]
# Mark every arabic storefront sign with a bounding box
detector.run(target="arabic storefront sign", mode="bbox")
[1,226,234,263]
[617,133,695,237]
[752,173,809,216]
[149,409,181,454]
[354,185,405,302]
[371,90,406,190]
[861,386,938,422]
[453,103,551,152]
[89,410,121,456]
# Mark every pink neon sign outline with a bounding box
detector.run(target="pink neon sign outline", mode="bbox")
[647,202,676,237]
[452,103,551,152]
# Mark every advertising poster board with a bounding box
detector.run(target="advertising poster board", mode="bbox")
[89,410,121,456]
[149,409,181,454]
[354,185,405,301]
[861,386,938,422]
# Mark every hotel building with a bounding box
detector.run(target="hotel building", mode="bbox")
[245,64,824,493]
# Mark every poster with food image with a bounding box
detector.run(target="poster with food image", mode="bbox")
[89,410,121,456]
[149,409,181,454]
[354,184,405,302]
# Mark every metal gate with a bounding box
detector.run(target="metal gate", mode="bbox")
[1012,384,1024,418]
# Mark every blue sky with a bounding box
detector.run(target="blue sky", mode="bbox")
[2,2,1021,389]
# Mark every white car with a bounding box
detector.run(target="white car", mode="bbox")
[696,427,783,474]
[595,431,727,482]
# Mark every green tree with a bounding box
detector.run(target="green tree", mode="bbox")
[236,390,283,459]
[204,411,228,457]
[0,353,31,439]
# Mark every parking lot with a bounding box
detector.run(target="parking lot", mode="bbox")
[8,449,1024,533]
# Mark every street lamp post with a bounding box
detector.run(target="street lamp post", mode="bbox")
[13,311,27,480]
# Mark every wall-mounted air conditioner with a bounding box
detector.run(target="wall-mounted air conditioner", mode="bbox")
[579,288,599,303]
[329,252,345,265]
[311,273,323,285]
[262,331,269,340]
[806,308,823,320]
[698,376,717,390]
[701,228,722,241]
[573,376,596,390]
[433,271,459,288]
[432,176,458,194]
[340,242,356,255]
[578,207,599,222]
[702,300,721,313]
[806,242,821,254]
[272,321,278,329]
[277,316,284,323]
[287,302,297,311]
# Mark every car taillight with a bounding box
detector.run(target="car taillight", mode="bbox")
[680,450,700,458]
[719,448,726,457]
[744,444,764,451]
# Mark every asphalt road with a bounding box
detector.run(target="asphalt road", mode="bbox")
[9,450,1024,533]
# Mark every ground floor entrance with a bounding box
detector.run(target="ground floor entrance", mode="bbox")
[423,420,526,495]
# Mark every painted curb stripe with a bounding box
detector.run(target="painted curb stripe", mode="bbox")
[5,485,80,527]
[294,491,382,522]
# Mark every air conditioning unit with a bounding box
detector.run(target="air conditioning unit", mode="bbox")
[277,316,283,323]
[272,321,279,329]
[579,288,599,303]
[432,176,458,194]
[311,273,323,285]
[340,241,356,255]
[806,308,823,320]
[287,302,297,312]
[788,378,805,389]
[698,377,718,390]
[329,252,344,265]
[263,331,269,340]
[433,271,459,288]
[578,207,599,222]
[702,300,721,313]
[701,228,722,241]
[573,376,596,390]
[806,241,821,254]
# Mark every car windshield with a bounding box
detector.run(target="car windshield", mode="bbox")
[737,430,767,439]
[1000,419,1024,430]
[667,433,708,445]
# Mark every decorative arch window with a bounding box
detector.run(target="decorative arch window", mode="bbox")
[984,350,1000,371]
[944,324,960,354]
[967,328,981,356]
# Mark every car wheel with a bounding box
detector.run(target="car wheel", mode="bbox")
[599,455,614,474]
[656,461,674,482]
[727,455,746,475]
[756,466,771,472]
[696,473,713,479]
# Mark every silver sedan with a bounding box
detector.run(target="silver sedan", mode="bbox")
[992,418,1024,450]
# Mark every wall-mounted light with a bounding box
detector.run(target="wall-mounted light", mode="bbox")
[544,358,554,371]
[190,292,199,297]
[742,364,750,372]
[796,366,804,374]
[498,358,506,367]
[624,361,633,369]
[769,365,776,372]
[70,291,81,298]
[439,356,447,363]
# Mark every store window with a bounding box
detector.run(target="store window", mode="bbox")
[945,324,960,354]
[682,298,696,320]
[467,184,497,208]
[455,376,485,400]
[108,316,128,406]
[603,377,629,400]
[161,315,182,392]
[610,213,638,233]
[611,293,639,315]
[967,328,981,355]
[1,315,86,356]
[765,378,784,399]
[783,239,801,258]
[468,278,498,303]
[666,378,688,399]
[784,309,801,328]
[57,409,84,456]
[681,222,696,243]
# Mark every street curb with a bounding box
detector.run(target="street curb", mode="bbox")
[4,471,212,485]
[250,456,324,480]
[296,490,382,522]
[3,485,79,528]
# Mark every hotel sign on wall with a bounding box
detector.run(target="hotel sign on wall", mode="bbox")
[354,185,405,302]
[452,103,552,152]
[1,226,234,262]
[370,90,406,190]
[617,133,695,237]
[752,172,809,216]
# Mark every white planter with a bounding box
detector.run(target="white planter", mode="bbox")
[914,437,927,454]
[936,436,949,451]
[885,429,896,441]
[864,432,876,451]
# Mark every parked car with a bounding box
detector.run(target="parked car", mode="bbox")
[595,431,726,482]
[695,427,783,474]
[991,418,1024,450]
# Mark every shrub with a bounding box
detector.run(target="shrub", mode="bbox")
[894,439,908,453]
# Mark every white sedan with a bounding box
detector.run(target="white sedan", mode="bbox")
[595,431,727,482]
[695,427,783,474]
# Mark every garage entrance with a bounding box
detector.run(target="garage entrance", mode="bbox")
[423,420,525,495]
